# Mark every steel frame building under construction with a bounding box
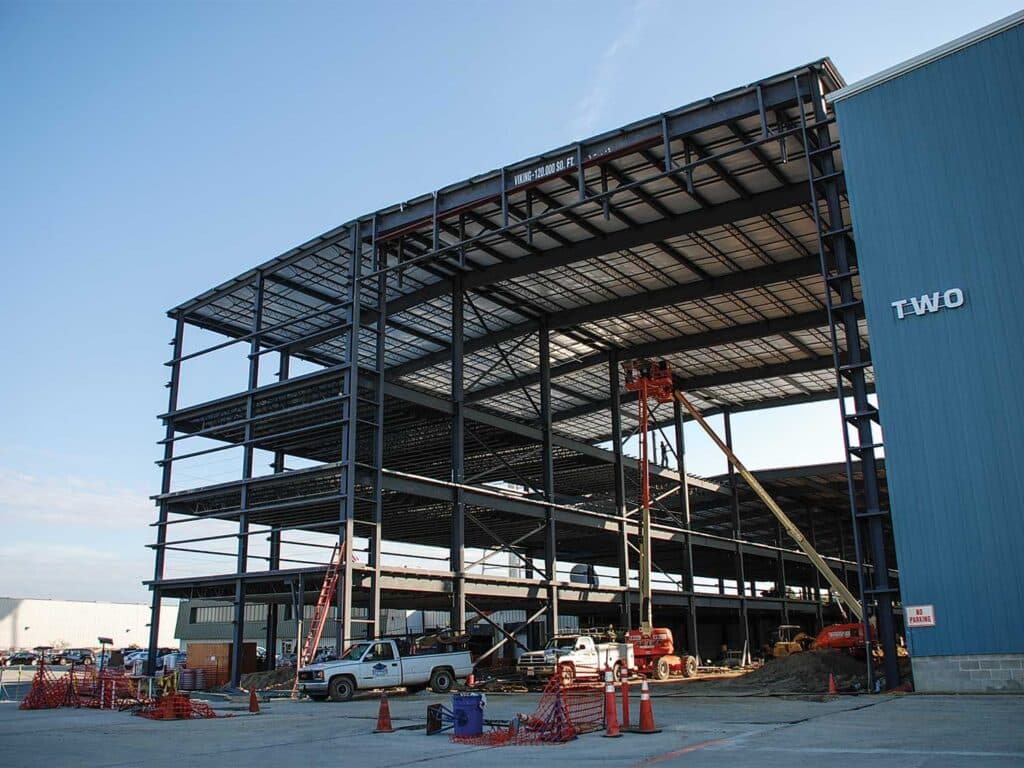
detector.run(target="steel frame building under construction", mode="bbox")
[146,59,901,686]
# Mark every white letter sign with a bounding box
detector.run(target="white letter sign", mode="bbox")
[892,288,966,320]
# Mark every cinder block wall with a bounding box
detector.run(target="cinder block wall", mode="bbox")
[912,655,1024,693]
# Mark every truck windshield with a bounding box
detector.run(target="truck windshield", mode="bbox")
[338,642,372,661]
[545,637,578,651]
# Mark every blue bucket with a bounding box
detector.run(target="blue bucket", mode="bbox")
[451,693,485,737]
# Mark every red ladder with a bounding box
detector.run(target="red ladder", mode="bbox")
[292,543,343,696]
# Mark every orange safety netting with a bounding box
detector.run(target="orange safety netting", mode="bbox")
[20,666,148,711]
[451,675,604,746]
[134,692,222,720]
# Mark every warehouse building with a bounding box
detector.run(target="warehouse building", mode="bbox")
[831,12,1024,692]
[145,11,1022,693]
[1,597,176,653]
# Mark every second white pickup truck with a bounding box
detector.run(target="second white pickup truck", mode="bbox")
[298,639,474,702]
[517,633,634,683]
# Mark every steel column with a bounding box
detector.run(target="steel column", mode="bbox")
[230,271,264,686]
[539,319,559,635]
[673,398,699,657]
[368,225,386,639]
[266,532,281,669]
[338,225,359,650]
[265,350,289,669]
[450,274,466,633]
[838,521,852,593]
[804,70,898,687]
[147,312,185,676]
[608,351,631,629]
[776,520,790,624]
[723,409,750,658]
[808,508,824,629]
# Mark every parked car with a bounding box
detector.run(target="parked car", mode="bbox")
[33,646,59,665]
[56,648,95,666]
[122,650,146,667]
[6,651,38,666]
[159,651,187,670]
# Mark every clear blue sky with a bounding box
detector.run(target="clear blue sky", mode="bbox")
[1,0,1018,603]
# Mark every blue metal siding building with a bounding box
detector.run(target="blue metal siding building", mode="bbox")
[833,13,1024,690]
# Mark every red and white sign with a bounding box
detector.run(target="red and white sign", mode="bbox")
[906,604,936,628]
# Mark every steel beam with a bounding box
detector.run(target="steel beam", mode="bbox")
[553,350,837,424]
[468,308,834,406]
[392,255,823,382]
[378,184,811,319]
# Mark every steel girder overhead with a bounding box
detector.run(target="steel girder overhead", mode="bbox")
[146,59,897,684]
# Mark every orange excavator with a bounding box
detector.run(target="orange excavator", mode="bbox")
[771,622,877,659]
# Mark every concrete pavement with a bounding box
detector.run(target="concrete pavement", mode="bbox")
[0,686,1020,767]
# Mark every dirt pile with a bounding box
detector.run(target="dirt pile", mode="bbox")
[239,667,296,691]
[727,651,867,693]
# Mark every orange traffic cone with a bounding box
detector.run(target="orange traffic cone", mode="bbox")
[635,680,661,734]
[466,672,475,687]
[248,686,260,714]
[374,691,395,733]
[602,667,622,738]
[828,673,838,695]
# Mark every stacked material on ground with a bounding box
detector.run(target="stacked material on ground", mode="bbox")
[726,651,867,693]
[238,667,297,691]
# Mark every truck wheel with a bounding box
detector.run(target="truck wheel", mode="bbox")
[328,676,355,702]
[429,668,454,693]
[654,657,671,681]
[558,663,575,686]
[682,656,698,678]
[613,661,624,681]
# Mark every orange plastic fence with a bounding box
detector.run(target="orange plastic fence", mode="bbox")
[451,675,604,746]
[134,692,221,720]
[20,666,147,711]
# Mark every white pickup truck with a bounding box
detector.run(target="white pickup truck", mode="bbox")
[517,634,634,683]
[298,639,474,702]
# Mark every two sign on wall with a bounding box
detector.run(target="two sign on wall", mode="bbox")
[891,288,965,320]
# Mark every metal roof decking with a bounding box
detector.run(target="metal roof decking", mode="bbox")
[166,61,855,431]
